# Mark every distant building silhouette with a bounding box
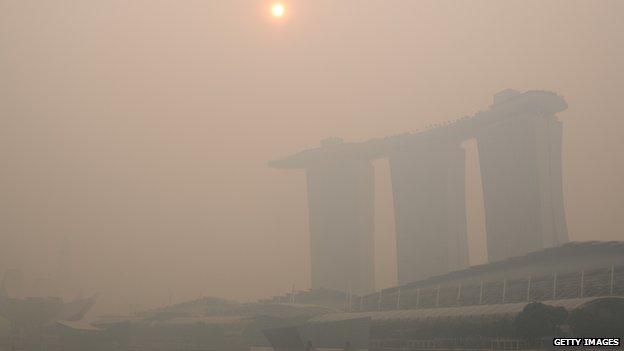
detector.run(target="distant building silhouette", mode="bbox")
[478,90,568,261]
[304,137,375,295]
[270,90,569,288]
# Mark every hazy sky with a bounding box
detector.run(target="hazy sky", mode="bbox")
[1,0,623,314]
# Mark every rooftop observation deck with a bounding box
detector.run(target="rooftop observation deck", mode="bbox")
[268,90,567,169]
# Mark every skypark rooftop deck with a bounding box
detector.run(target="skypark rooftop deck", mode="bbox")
[269,90,567,169]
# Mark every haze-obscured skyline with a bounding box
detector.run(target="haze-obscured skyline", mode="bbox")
[1,0,623,314]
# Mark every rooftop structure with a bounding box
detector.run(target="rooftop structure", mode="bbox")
[356,241,624,312]
[270,90,569,289]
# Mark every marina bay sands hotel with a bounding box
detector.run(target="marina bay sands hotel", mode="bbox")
[269,90,569,295]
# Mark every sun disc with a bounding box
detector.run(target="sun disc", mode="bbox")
[271,3,285,18]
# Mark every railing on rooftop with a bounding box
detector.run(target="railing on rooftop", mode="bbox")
[355,264,624,312]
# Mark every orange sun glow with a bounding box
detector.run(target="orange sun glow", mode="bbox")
[271,3,285,18]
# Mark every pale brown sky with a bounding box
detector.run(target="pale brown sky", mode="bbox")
[1,0,623,314]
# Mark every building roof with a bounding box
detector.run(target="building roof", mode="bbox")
[238,303,336,319]
[92,301,336,329]
[372,241,624,297]
[57,319,103,332]
[309,297,624,324]
[269,90,567,169]
[146,315,252,327]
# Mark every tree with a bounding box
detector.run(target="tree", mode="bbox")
[568,299,624,337]
[514,302,568,339]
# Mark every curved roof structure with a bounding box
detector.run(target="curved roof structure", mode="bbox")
[309,297,624,324]
[369,241,624,297]
[145,315,252,327]
[238,303,337,319]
